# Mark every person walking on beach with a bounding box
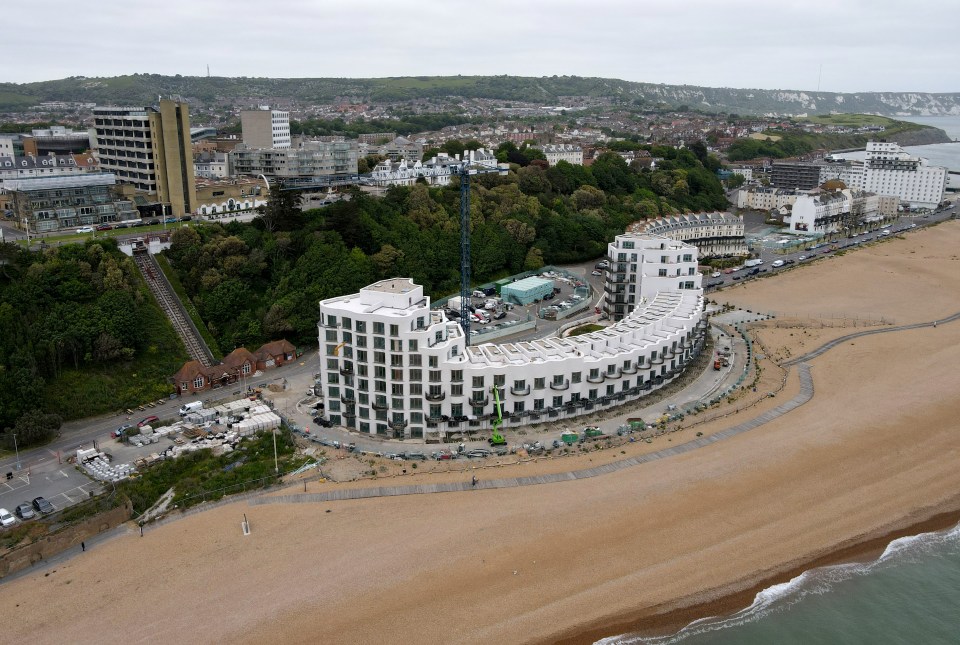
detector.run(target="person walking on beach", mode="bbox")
[471,475,477,487]
[81,541,85,552]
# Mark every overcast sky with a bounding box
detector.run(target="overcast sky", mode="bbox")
[4,0,957,93]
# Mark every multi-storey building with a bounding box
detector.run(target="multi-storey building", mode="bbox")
[92,99,196,216]
[771,161,822,191]
[359,136,424,162]
[194,151,230,179]
[240,107,291,149]
[735,186,800,211]
[8,173,139,233]
[229,139,359,179]
[786,188,892,235]
[194,177,268,217]
[602,233,702,321]
[862,141,946,209]
[541,144,584,166]
[0,153,99,189]
[818,160,865,190]
[20,126,92,156]
[628,212,747,258]
[318,257,706,441]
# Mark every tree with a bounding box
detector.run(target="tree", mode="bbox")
[727,173,746,189]
[254,185,303,233]
[3,409,62,449]
[517,165,551,196]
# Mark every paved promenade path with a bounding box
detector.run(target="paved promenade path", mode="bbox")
[253,309,960,506]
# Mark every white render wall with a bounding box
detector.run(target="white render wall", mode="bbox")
[862,141,946,209]
[318,271,706,441]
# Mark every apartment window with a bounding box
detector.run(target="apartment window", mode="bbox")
[373,322,384,335]
[341,317,352,331]
[552,396,563,407]
[327,358,338,370]
[408,339,418,352]
[659,269,667,277]
[374,366,386,379]
[391,368,403,381]
[409,354,422,367]
[356,335,367,348]
[357,350,368,363]
[375,381,386,393]
[552,375,565,386]
[571,372,581,384]
[429,356,438,368]
[389,324,399,337]
[356,321,366,333]
[683,254,693,262]
[325,330,338,342]
[409,369,422,381]
[473,376,485,388]
[390,339,403,352]
[589,388,598,399]
[391,354,403,367]
[327,373,340,384]
[534,399,544,410]
[374,337,385,350]
[328,386,340,398]
[452,384,463,397]
[410,384,423,396]
[493,374,505,387]
[451,370,463,382]
[193,376,204,389]
[358,380,369,393]
[410,398,422,410]
[534,377,545,390]
[513,401,525,413]
[374,351,385,364]
[327,314,337,327]
[391,383,404,396]
[429,370,442,382]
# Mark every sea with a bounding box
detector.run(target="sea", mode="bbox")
[829,115,960,171]
[601,521,960,645]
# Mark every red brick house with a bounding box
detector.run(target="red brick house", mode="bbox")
[172,340,296,395]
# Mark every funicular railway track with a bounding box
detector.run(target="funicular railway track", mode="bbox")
[131,244,215,367]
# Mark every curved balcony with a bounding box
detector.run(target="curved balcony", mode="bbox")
[425,391,446,402]
[343,410,357,419]
[471,395,489,406]
[584,401,595,410]
[605,367,622,379]
[549,379,570,391]
[651,355,665,366]
[547,408,560,417]
[586,373,605,384]
[372,400,389,411]
[621,363,637,375]
[389,420,408,431]
[510,385,530,396]
[340,393,356,404]
[339,365,354,376]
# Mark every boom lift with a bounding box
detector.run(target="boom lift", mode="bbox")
[488,385,507,446]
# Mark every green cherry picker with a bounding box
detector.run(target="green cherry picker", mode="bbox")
[488,384,507,446]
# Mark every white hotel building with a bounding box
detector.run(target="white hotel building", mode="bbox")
[861,141,945,210]
[317,235,706,441]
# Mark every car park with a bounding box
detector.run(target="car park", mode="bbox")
[32,497,54,515]
[0,508,16,527]
[14,503,35,520]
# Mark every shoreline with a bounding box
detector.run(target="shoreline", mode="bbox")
[550,501,960,645]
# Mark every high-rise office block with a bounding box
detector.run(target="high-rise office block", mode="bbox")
[241,107,291,149]
[92,99,195,216]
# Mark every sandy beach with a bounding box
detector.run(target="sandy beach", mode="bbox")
[3,221,960,645]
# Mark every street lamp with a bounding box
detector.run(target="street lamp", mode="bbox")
[12,432,21,471]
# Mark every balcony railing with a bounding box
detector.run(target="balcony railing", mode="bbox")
[425,391,446,402]
[471,395,489,406]
[340,394,356,404]
[339,365,354,376]
[510,385,530,396]
[343,410,357,419]
[389,420,408,430]
[586,373,605,384]
[549,379,569,391]
[372,400,389,411]
[622,363,637,374]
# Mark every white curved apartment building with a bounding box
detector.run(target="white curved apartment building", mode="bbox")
[317,235,706,441]
[627,212,747,259]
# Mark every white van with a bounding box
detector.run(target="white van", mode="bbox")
[771,260,785,268]
[179,401,203,416]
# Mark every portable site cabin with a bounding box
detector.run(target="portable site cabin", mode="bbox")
[501,276,555,305]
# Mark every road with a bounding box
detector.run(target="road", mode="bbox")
[703,203,957,292]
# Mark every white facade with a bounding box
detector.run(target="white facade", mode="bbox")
[603,233,702,321]
[0,153,97,189]
[785,189,890,235]
[541,144,584,166]
[318,269,706,440]
[629,212,747,258]
[862,141,946,209]
[194,152,229,179]
[735,187,800,211]
[729,167,753,181]
[368,151,507,188]
[819,161,865,190]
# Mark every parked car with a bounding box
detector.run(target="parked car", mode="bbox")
[0,508,16,527]
[137,415,159,427]
[14,502,35,520]
[799,255,807,260]
[147,218,161,225]
[32,497,54,515]
[95,224,112,231]
[711,271,721,278]
[591,269,603,276]
[164,217,178,223]
[181,215,193,221]
[771,260,784,267]
[76,226,94,234]
[493,310,506,320]
[113,423,133,438]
